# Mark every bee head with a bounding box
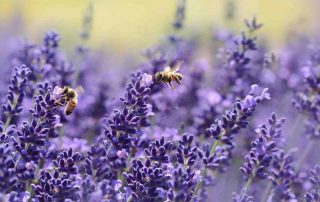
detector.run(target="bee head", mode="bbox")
[62,86,69,94]
[154,72,163,82]
[67,90,77,99]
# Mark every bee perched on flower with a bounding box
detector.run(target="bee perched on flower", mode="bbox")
[154,61,184,89]
[52,86,83,115]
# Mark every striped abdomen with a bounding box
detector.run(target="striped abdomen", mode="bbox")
[64,98,77,115]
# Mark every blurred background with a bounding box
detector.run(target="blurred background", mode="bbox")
[0,0,319,57]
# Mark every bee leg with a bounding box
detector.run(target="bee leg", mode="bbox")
[173,76,182,85]
[56,103,65,107]
[169,82,175,89]
[54,100,65,107]
[171,76,178,85]
[162,81,170,88]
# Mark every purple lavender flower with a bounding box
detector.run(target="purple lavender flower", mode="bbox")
[31,170,80,202]
[240,113,285,179]
[235,113,290,200]
[52,148,83,174]
[232,192,253,202]
[245,16,263,33]
[2,65,31,126]
[305,165,320,202]
[172,0,186,30]
[104,71,153,162]
[171,134,200,202]
[293,42,320,139]
[123,137,173,201]
[194,84,270,198]
[0,2,319,201]
[0,142,16,193]
[85,144,109,181]
[11,32,73,89]
[268,150,296,201]
[214,17,264,100]
[5,191,30,202]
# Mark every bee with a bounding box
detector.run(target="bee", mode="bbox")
[53,86,83,115]
[154,61,184,89]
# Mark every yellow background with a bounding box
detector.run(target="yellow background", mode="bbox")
[0,0,318,53]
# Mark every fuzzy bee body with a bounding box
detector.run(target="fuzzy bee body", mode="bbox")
[154,63,184,89]
[64,95,78,115]
[53,86,80,115]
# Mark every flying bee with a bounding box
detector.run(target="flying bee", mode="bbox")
[53,86,83,115]
[154,61,184,89]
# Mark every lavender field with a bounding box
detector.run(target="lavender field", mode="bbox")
[0,1,320,202]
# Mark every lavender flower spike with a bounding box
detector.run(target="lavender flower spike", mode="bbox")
[305,165,320,202]
[194,84,270,197]
[2,65,31,128]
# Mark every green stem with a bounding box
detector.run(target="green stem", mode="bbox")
[286,114,303,147]
[3,116,13,132]
[210,139,220,156]
[32,165,40,184]
[57,125,66,148]
[242,163,259,195]
[116,131,121,139]
[14,143,30,169]
[242,171,255,195]
[119,170,125,185]
[3,96,18,131]
[194,135,223,195]
[261,181,272,202]
[193,131,225,197]
[120,150,134,189]
[295,140,315,171]
[290,114,302,136]
[194,168,207,196]
[72,55,82,87]
[26,182,31,193]
[127,196,133,202]
[72,1,93,87]
[183,158,187,172]
[14,155,21,169]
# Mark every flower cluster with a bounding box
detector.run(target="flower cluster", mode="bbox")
[2,65,31,126]
[305,165,320,202]
[233,113,297,201]
[53,148,83,174]
[268,150,296,201]
[123,137,173,201]
[11,31,73,89]
[1,1,320,202]
[31,170,80,202]
[172,134,199,201]
[293,42,320,139]
[240,113,285,179]
[205,84,270,164]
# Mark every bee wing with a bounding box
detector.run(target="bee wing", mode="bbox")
[52,86,64,99]
[171,60,184,72]
[163,66,171,72]
[74,85,84,95]
[53,86,63,94]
